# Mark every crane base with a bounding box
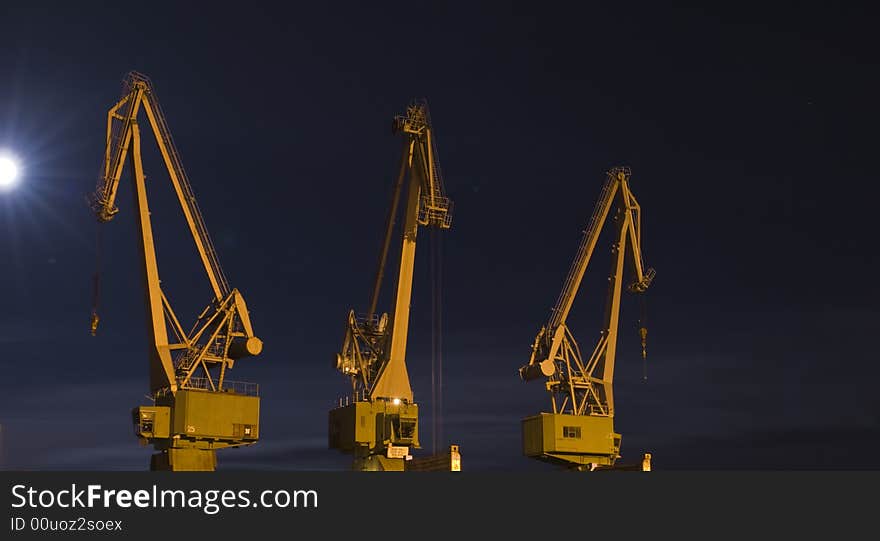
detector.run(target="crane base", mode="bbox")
[150,448,217,471]
[406,445,462,471]
[353,454,406,471]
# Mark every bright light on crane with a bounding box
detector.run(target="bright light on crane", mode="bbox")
[0,154,20,190]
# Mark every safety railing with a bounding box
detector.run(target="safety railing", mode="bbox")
[419,195,453,229]
[181,377,259,396]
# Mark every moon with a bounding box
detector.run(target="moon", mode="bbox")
[0,154,20,190]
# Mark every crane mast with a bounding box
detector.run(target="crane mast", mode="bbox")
[329,100,452,471]
[519,167,655,470]
[89,72,264,471]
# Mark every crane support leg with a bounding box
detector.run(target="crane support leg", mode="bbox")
[131,122,177,392]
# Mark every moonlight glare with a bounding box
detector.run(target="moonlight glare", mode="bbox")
[0,154,20,190]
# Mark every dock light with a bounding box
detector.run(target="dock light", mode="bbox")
[0,154,19,190]
[392,398,401,406]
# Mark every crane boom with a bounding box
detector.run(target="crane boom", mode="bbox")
[519,167,655,470]
[330,100,452,471]
[92,72,229,299]
[89,72,263,471]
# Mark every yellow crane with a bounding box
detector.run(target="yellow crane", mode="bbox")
[329,100,453,471]
[89,72,263,471]
[519,167,655,471]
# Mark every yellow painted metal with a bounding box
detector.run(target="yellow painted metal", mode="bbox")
[522,413,620,467]
[170,390,260,443]
[329,400,419,451]
[134,390,258,446]
[133,406,171,440]
[520,167,654,469]
[130,122,177,392]
[374,168,420,403]
[140,94,224,300]
[89,72,263,471]
[405,444,461,471]
[332,101,452,471]
[150,448,217,472]
[600,205,632,411]
[354,454,407,472]
[328,402,376,452]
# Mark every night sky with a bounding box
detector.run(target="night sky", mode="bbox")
[1,3,877,471]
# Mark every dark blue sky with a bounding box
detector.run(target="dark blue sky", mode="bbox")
[0,3,877,470]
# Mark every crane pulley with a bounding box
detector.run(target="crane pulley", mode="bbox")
[88,72,263,471]
[519,166,655,470]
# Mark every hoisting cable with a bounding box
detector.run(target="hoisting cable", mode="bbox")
[430,228,437,455]
[430,227,444,456]
[437,229,443,457]
[90,223,102,336]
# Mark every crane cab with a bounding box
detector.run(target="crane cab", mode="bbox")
[522,413,621,468]
[133,390,259,444]
[329,399,420,458]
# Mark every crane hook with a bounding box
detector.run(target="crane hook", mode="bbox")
[90,309,100,336]
[639,325,648,360]
[639,294,648,382]
[90,223,102,336]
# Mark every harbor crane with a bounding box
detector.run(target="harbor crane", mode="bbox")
[329,100,453,471]
[519,167,655,470]
[89,72,263,471]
